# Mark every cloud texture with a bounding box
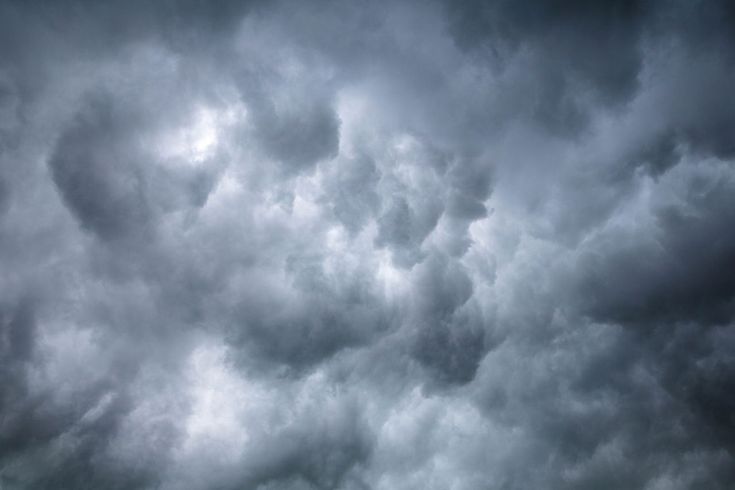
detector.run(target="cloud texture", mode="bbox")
[1,0,735,488]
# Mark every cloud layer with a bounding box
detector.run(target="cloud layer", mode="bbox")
[2,0,735,488]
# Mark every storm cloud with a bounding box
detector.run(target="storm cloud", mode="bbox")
[1,0,735,488]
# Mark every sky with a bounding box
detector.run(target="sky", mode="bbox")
[1,1,735,489]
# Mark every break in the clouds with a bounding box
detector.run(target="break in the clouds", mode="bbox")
[2,0,735,488]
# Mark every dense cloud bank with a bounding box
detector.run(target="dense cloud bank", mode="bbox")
[1,0,735,488]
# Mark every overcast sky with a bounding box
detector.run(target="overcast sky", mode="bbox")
[1,1,735,489]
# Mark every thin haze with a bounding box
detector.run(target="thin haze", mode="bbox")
[1,1,735,489]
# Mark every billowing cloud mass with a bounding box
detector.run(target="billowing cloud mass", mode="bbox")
[2,0,735,488]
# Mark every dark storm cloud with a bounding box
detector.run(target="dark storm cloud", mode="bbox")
[322,152,381,234]
[443,0,646,136]
[232,403,372,489]
[2,0,735,489]
[224,251,393,372]
[575,169,735,327]
[49,95,153,242]
[48,92,221,243]
[0,297,169,490]
[409,254,486,385]
[247,90,341,172]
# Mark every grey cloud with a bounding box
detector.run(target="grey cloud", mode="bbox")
[574,163,735,327]
[3,0,735,489]
[443,0,645,135]
[49,95,153,242]
[222,251,393,373]
[0,299,38,461]
[323,154,380,234]
[249,93,341,172]
[49,88,225,244]
[237,405,372,489]
[0,300,166,490]
[409,254,486,385]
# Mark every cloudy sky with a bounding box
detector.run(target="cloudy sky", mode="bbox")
[2,0,735,488]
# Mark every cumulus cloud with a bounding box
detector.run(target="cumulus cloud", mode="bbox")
[1,0,735,488]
